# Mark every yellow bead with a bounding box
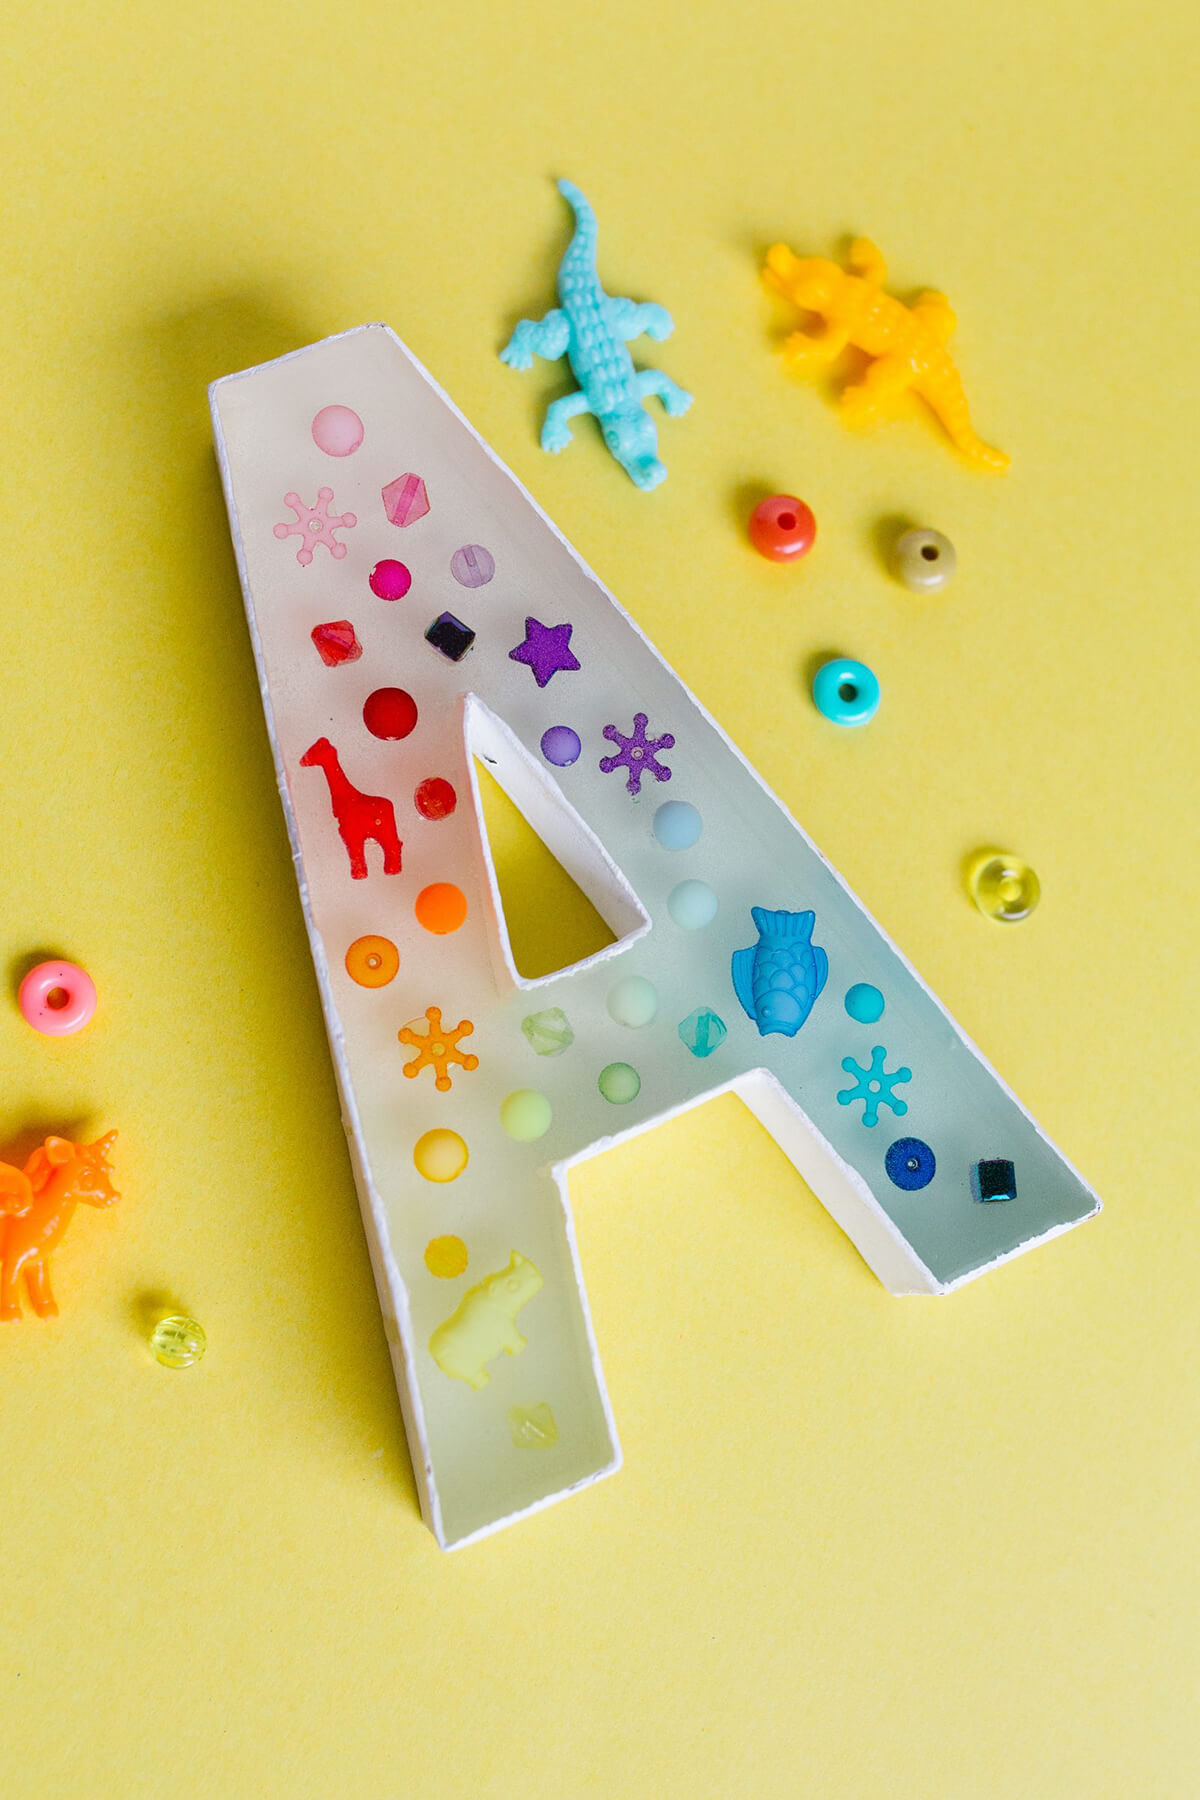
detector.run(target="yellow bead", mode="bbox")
[150,1314,206,1368]
[968,851,1040,923]
[895,527,956,592]
[413,1128,469,1182]
[425,1234,468,1278]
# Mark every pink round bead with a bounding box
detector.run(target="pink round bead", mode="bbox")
[311,405,364,457]
[18,960,98,1036]
[369,559,412,601]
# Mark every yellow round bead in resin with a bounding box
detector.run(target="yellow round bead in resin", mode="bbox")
[424,1235,468,1278]
[413,1128,469,1182]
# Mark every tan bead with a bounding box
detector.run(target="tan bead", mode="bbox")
[895,527,956,592]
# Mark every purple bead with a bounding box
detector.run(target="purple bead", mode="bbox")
[540,725,582,767]
[450,544,495,588]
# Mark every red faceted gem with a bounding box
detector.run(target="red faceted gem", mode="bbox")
[748,495,817,563]
[311,620,362,666]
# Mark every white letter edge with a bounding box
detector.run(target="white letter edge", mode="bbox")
[211,325,1100,1549]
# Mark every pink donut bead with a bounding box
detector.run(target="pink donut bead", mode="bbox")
[18,960,97,1036]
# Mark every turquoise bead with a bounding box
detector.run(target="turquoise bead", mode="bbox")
[813,658,880,727]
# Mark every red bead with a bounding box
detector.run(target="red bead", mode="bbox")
[363,687,418,740]
[414,777,457,820]
[748,495,816,563]
[369,559,412,600]
[310,620,362,666]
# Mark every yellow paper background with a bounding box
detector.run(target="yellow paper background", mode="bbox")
[1,2,1197,1793]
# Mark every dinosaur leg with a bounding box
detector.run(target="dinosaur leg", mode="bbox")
[635,370,693,417]
[840,352,914,428]
[0,1254,20,1321]
[541,390,594,453]
[607,298,674,343]
[783,319,850,370]
[847,237,888,287]
[500,310,570,371]
[915,360,1010,472]
[25,1258,57,1320]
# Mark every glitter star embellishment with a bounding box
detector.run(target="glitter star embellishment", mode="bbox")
[508,617,581,688]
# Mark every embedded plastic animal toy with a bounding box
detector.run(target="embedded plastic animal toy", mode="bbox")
[501,179,692,490]
[300,736,402,879]
[763,238,1010,472]
[429,1251,543,1389]
[0,1133,119,1320]
[732,907,829,1038]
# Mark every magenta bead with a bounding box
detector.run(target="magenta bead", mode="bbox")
[369,559,412,601]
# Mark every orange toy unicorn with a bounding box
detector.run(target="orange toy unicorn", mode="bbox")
[0,1133,119,1320]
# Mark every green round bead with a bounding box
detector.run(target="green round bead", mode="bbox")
[598,1062,641,1105]
[500,1089,553,1141]
[606,975,658,1028]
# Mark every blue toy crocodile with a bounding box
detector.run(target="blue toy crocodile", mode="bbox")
[500,179,692,490]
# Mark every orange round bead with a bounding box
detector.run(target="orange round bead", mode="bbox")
[748,494,817,562]
[344,935,399,987]
[415,882,468,935]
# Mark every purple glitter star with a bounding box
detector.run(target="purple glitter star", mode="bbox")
[599,712,675,796]
[508,617,581,688]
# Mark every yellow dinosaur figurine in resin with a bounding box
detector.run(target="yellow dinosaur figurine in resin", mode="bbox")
[764,238,1009,472]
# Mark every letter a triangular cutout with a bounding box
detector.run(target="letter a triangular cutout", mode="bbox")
[211,324,1101,1549]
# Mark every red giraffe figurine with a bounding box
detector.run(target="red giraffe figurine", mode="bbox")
[299,737,403,880]
[0,1133,119,1320]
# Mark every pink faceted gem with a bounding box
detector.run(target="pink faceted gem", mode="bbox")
[382,473,430,527]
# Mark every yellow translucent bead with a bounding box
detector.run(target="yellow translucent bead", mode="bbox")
[895,527,956,592]
[508,1401,558,1449]
[413,1128,469,1182]
[425,1235,468,1278]
[968,851,1041,923]
[150,1314,206,1368]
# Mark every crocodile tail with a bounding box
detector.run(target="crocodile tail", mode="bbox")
[917,351,1010,473]
[557,178,598,273]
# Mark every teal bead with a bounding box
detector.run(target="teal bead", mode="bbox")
[667,880,719,930]
[844,983,885,1023]
[813,658,880,727]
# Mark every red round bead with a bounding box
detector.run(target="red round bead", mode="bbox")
[363,687,418,739]
[414,777,457,820]
[748,495,817,563]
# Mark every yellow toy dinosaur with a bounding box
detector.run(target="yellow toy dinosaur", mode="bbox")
[764,238,1009,472]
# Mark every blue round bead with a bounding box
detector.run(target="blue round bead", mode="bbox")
[885,1137,936,1191]
[813,658,880,727]
[845,983,885,1023]
[653,800,702,850]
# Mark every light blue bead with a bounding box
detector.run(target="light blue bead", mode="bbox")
[813,658,880,727]
[667,880,718,930]
[653,800,702,850]
[844,983,885,1023]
